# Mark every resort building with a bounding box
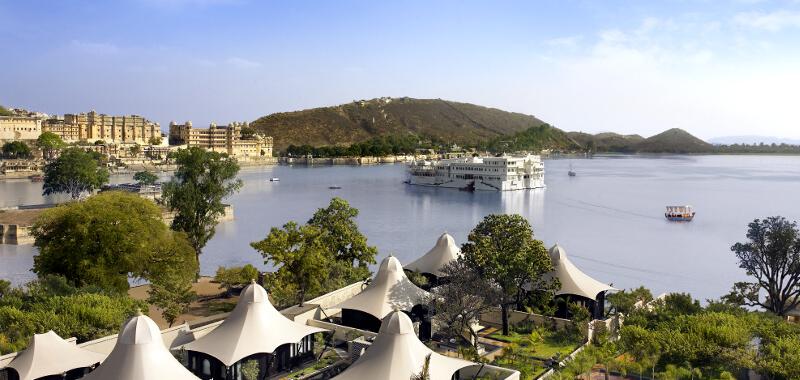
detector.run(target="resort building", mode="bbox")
[182,281,326,379]
[3,331,104,380]
[42,111,162,144]
[0,111,44,142]
[408,154,545,191]
[545,244,616,320]
[336,256,430,337]
[404,232,462,286]
[333,311,475,380]
[168,121,273,159]
[81,312,199,380]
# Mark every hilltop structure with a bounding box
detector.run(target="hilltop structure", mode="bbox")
[0,109,46,142]
[169,121,272,159]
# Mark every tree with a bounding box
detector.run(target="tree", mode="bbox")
[32,191,197,292]
[148,136,163,146]
[129,144,142,157]
[0,104,13,116]
[162,147,242,273]
[410,353,431,380]
[148,268,196,327]
[2,141,32,159]
[214,264,260,292]
[42,148,109,199]
[461,214,556,335]
[607,286,654,315]
[251,222,328,307]
[133,170,159,186]
[307,197,377,284]
[726,217,800,316]
[428,260,501,349]
[36,131,65,159]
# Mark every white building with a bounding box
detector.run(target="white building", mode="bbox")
[408,154,545,191]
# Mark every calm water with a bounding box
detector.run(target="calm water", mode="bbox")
[2,155,799,301]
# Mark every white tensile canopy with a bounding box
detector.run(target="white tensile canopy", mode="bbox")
[546,244,616,299]
[82,313,199,380]
[333,311,474,380]
[404,232,461,277]
[336,255,429,320]
[182,281,327,366]
[6,331,106,380]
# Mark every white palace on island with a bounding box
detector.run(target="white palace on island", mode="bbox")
[0,233,616,380]
[407,154,546,191]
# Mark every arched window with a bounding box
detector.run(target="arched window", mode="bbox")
[202,359,211,375]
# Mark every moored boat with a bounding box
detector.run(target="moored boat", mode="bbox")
[269,177,280,182]
[665,205,695,222]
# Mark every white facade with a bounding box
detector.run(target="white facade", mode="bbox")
[408,154,545,191]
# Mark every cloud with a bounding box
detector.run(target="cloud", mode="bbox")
[225,57,262,68]
[69,40,120,55]
[545,35,583,48]
[734,10,800,31]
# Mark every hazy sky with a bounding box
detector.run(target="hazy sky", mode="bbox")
[2,0,799,139]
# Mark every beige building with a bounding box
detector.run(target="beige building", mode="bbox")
[169,121,273,158]
[0,111,44,141]
[42,110,162,144]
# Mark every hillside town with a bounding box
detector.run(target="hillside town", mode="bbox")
[0,107,274,177]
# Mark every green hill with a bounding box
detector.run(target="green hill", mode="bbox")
[0,105,13,117]
[250,97,548,151]
[487,124,582,152]
[636,128,712,153]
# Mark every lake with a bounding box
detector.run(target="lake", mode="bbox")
[2,155,799,302]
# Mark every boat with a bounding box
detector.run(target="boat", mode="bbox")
[269,177,280,182]
[665,205,695,222]
[329,185,342,189]
[407,154,545,191]
[568,163,576,177]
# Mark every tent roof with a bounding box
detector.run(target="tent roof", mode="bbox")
[545,244,616,299]
[182,281,326,366]
[82,313,199,380]
[332,311,474,380]
[404,233,461,276]
[6,331,105,380]
[336,256,429,320]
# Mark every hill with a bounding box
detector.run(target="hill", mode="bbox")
[636,128,712,153]
[486,124,582,152]
[0,105,13,117]
[708,135,800,145]
[567,132,644,153]
[250,97,547,151]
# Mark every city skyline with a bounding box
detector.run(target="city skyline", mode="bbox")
[2,0,800,139]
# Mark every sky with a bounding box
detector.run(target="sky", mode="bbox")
[1,0,799,139]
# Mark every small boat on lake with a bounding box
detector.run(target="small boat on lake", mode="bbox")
[568,163,576,177]
[329,185,342,189]
[269,177,280,182]
[665,205,695,222]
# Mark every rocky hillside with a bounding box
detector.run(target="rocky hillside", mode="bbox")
[635,128,712,153]
[250,97,547,151]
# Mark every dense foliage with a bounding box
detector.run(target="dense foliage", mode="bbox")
[284,134,439,157]
[36,131,65,159]
[162,147,242,272]
[461,214,557,335]
[0,276,145,354]
[251,198,377,308]
[482,124,581,153]
[214,264,260,291]
[0,104,13,116]
[555,288,800,380]
[133,170,159,186]
[2,141,32,158]
[32,191,197,292]
[42,148,109,199]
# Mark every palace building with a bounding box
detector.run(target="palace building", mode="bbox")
[42,111,162,144]
[168,121,273,159]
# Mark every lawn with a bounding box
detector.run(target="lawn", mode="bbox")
[485,327,584,379]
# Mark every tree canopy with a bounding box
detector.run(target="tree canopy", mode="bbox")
[0,276,145,355]
[133,170,159,186]
[461,214,556,335]
[32,191,197,293]
[251,222,327,306]
[725,216,800,316]
[36,131,65,158]
[42,147,109,199]
[1,141,32,159]
[162,147,242,271]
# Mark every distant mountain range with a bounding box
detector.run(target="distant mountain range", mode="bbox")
[250,97,790,154]
[708,135,800,145]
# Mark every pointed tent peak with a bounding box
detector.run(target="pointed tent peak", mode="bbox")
[118,314,161,345]
[403,232,461,277]
[438,232,455,244]
[379,310,415,335]
[549,244,567,264]
[379,255,404,274]
[239,281,269,304]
